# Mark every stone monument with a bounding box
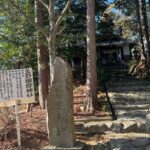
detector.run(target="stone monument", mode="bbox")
[42,57,83,150]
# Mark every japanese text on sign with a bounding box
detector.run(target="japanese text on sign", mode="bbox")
[0,68,35,102]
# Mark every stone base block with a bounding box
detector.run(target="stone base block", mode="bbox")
[41,146,83,150]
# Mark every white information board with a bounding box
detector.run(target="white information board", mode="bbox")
[0,68,35,107]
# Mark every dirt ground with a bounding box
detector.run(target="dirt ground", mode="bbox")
[0,106,48,150]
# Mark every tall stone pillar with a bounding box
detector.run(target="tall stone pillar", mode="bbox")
[42,57,83,150]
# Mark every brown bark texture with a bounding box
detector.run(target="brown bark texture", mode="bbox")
[140,0,150,63]
[86,0,97,112]
[135,0,146,60]
[35,0,49,109]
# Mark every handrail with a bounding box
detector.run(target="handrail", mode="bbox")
[102,80,117,120]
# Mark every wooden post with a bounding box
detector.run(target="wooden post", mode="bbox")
[15,101,21,147]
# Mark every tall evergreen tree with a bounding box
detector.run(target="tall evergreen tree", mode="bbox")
[140,0,150,63]
[35,0,49,109]
[85,0,97,112]
[135,0,146,60]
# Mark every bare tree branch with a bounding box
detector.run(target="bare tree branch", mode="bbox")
[55,0,72,29]
[38,0,49,11]
[8,0,49,38]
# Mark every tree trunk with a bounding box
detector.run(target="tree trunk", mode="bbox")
[47,0,57,85]
[135,0,146,60]
[35,0,49,109]
[85,0,97,112]
[140,0,150,64]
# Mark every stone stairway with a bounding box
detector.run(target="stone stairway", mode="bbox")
[75,65,150,150]
[105,65,150,121]
[109,80,150,120]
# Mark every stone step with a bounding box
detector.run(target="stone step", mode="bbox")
[112,101,150,106]
[74,116,112,123]
[114,104,150,111]
[112,98,150,103]
[103,103,150,116]
[109,93,150,102]
[116,111,148,120]
[108,132,150,150]
[109,86,150,92]
[107,81,150,87]
[111,101,150,106]
[81,132,150,150]
[105,100,150,106]
[78,134,109,150]
[100,103,150,120]
[108,84,150,89]
[75,119,147,134]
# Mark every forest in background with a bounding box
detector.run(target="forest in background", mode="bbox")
[0,0,150,110]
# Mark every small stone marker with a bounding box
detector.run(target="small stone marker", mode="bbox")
[43,57,83,150]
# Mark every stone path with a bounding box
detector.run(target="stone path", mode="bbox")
[107,78,150,150]
[76,65,150,150]
[105,65,150,122]
[109,80,150,120]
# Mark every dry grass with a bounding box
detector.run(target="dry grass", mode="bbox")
[0,108,13,126]
[0,107,15,141]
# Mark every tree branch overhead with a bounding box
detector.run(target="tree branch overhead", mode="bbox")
[55,0,72,29]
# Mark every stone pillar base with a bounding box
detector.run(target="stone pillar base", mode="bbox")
[41,146,83,150]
